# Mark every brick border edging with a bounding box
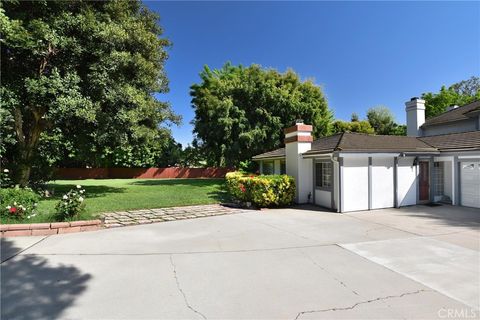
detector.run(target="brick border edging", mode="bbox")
[0,220,102,237]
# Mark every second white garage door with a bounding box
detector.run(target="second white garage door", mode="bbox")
[460,161,480,208]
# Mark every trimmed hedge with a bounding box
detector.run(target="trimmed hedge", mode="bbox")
[225,172,295,208]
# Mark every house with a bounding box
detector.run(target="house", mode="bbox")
[252,98,480,211]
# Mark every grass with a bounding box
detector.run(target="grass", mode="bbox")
[2,178,229,224]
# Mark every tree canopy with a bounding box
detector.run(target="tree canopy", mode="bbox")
[190,63,333,166]
[331,120,374,134]
[1,0,179,185]
[422,76,480,119]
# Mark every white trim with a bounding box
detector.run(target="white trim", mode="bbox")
[285,131,312,138]
[339,153,401,158]
[434,156,454,162]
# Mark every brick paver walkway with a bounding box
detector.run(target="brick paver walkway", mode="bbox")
[101,204,248,228]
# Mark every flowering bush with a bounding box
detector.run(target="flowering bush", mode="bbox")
[55,185,86,221]
[0,187,40,220]
[0,168,13,188]
[225,172,295,208]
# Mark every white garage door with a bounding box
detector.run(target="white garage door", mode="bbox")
[461,161,480,208]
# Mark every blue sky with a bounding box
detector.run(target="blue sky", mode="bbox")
[144,1,480,147]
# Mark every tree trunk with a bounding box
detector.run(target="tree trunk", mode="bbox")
[17,161,32,187]
[13,107,45,187]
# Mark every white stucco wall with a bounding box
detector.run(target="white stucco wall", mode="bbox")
[333,161,339,210]
[397,157,417,206]
[342,157,369,212]
[371,157,394,209]
[315,190,331,208]
[286,142,313,203]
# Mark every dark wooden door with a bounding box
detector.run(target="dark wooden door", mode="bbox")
[419,161,430,201]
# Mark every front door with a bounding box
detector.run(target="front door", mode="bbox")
[419,161,430,202]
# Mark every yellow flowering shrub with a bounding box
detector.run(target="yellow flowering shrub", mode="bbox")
[225,171,295,208]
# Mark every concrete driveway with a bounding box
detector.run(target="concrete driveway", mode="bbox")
[1,205,479,319]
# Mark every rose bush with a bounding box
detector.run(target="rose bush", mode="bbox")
[55,185,86,221]
[0,187,40,220]
[225,172,295,208]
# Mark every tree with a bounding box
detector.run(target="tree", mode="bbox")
[331,120,374,134]
[190,63,333,167]
[421,76,480,118]
[350,112,359,122]
[366,106,396,135]
[1,0,179,185]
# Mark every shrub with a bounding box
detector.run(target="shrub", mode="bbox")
[0,168,13,188]
[55,185,86,221]
[225,171,295,208]
[0,187,40,220]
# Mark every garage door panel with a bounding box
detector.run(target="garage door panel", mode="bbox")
[461,161,480,209]
[342,158,369,212]
[371,157,394,209]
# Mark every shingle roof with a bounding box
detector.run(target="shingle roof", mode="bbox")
[303,132,437,155]
[253,132,442,159]
[422,100,480,128]
[252,147,285,159]
[419,131,480,151]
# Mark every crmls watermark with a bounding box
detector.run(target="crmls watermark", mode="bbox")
[438,308,479,319]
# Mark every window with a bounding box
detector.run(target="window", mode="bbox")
[433,162,444,196]
[280,161,286,175]
[315,162,332,190]
[262,161,274,175]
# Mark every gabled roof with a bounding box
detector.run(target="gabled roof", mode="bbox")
[419,131,480,151]
[421,100,480,128]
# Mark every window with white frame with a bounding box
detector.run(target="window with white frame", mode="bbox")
[315,161,332,190]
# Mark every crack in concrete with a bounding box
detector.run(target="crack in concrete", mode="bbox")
[294,289,430,319]
[299,249,359,296]
[169,254,207,319]
[25,243,336,257]
[1,236,49,264]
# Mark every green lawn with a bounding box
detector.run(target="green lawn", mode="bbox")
[2,178,229,224]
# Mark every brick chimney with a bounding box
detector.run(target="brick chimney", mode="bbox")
[284,120,313,203]
[405,97,426,137]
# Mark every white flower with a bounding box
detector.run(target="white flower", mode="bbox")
[76,185,81,189]
[78,197,84,202]
[13,202,17,206]
[3,169,9,173]
[6,206,11,209]
[80,190,84,194]
[63,195,68,200]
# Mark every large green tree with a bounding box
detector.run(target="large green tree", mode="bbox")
[1,0,179,185]
[190,63,333,166]
[422,76,480,118]
[331,120,374,134]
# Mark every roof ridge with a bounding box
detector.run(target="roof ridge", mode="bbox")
[335,132,346,150]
